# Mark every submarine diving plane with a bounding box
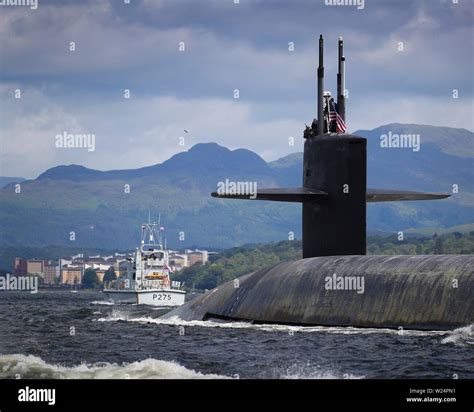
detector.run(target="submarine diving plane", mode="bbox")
[163,36,473,330]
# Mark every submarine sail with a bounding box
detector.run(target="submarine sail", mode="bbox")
[211,35,450,258]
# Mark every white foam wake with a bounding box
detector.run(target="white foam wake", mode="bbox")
[271,360,366,379]
[0,354,228,379]
[90,301,115,306]
[96,309,449,337]
[279,365,365,379]
[440,324,473,347]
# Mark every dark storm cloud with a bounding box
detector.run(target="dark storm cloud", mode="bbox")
[0,0,472,100]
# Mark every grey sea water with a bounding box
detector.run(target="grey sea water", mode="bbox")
[0,290,472,379]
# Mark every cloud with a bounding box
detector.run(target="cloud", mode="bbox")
[1,0,471,98]
[0,0,472,177]
[347,94,473,132]
[0,85,304,178]
[0,84,85,177]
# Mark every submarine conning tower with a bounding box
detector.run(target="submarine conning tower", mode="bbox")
[304,35,366,257]
[303,134,366,257]
[212,34,450,258]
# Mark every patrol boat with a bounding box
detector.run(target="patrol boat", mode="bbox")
[103,221,186,306]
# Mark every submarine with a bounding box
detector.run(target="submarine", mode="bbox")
[164,36,473,330]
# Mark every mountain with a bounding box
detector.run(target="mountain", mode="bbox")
[36,143,277,187]
[0,176,25,189]
[0,143,289,249]
[0,125,472,249]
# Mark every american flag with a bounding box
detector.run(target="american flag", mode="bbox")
[329,100,347,133]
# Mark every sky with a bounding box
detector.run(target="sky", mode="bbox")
[0,0,472,178]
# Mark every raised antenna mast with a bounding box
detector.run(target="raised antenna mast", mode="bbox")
[337,37,346,122]
[317,35,324,136]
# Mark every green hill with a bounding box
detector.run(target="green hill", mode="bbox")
[0,124,472,250]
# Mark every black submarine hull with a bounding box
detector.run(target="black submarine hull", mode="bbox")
[164,255,473,330]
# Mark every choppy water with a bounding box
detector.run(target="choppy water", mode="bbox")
[0,290,472,379]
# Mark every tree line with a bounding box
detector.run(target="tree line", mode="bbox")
[81,267,117,289]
